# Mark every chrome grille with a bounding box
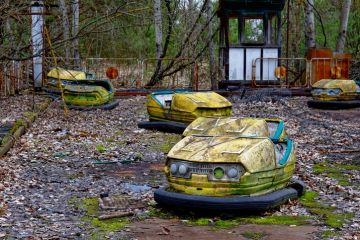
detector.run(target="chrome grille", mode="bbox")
[168,160,245,182]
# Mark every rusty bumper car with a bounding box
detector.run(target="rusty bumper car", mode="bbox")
[138,90,232,133]
[154,135,304,212]
[154,118,304,212]
[45,68,119,111]
[308,79,360,109]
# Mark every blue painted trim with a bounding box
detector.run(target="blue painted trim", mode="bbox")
[271,120,284,142]
[278,139,292,165]
[150,89,191,107]
[151,89,190,95]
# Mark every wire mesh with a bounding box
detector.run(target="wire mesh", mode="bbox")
[0,61,32,97]
[251,58,308,88]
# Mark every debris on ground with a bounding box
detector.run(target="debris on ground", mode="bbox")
[0,94,359,239]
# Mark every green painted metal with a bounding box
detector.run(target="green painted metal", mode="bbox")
[46,68,115,107]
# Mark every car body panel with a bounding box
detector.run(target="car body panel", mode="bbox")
[147,91,232,124]
[63,85,113,106]
[166,136,295,196]
[312,79,360,101]
[47,68,88,81]
[46,68,115,107]
[183,117,287,141]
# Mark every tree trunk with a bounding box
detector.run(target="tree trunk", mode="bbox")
[336,0,352,53]
[304,0,316,49]
[59,0,71,62]
[206,0,217,90]
[187,0,196,89]
[72,0,80,68]
[149,0,163,86]
[154,0,163,60]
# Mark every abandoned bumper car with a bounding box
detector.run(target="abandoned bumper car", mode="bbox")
[308,79,360,109]
[138,90,232,133]
[154,117,305,212]
[45,67,119,110]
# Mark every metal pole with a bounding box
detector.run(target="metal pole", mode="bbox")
[31,0,45,90]
[286,0,290,87]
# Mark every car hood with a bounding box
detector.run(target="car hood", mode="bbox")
[48,67,87,80]
[312,79,357,93]
[183,117,270,138]
[171,92,232,112]
[168,135,277,173]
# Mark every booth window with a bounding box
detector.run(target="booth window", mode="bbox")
[229,17,239,44]
[270,16,279,45]
[243,18,264,44]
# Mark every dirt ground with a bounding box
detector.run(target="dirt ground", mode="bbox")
[128,218,317,240]
[0,93,359,239]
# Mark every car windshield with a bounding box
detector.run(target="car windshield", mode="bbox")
[154,93,174,107]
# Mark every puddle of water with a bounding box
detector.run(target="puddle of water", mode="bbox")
[0,126,12,141]
[123,183,152,193]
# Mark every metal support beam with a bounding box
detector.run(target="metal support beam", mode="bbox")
[31,0,45,89]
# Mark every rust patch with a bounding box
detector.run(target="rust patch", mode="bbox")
[115,170,137,177]
[149,163,165,172]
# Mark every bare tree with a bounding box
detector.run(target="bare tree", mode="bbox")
[154,0,163,60]
[206,0,216,90]
[304,0,316,49]
[149,0,174,86]
[59,0,71,61]
[148,0,217,87]
[72,0,80,67]
[336,0,352,53]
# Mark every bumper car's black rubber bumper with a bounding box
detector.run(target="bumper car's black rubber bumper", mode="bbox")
[67,100,119,111]
[308,100,360,110]
[138,121,187,134]
[154,181,305,212]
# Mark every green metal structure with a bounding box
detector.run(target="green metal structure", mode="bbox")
[218,0,286,87]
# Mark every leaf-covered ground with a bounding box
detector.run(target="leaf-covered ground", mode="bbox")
[0,93,359,239]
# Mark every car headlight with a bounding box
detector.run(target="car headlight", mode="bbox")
[178,164,188,175]
[227,168,239,178]
[168,160,245,182]
[170,163,178,175]
[213,167,225,179]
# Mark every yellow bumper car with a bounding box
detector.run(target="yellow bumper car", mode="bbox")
[308,79,360,109]
[45,68,119,110]
[138,90,232,133]
[154,134,304,211]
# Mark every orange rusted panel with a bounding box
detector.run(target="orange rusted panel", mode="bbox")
[307,48,333,83]
[333,53,352,79]
[106,67,119,79]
